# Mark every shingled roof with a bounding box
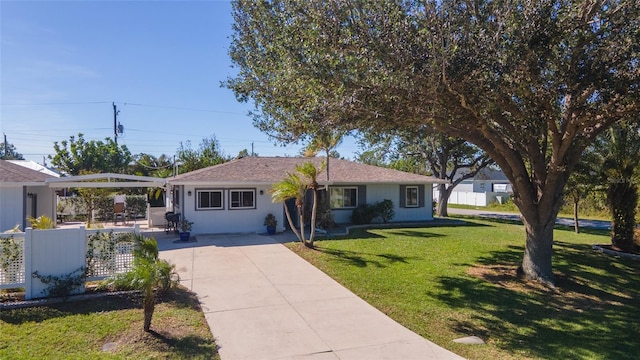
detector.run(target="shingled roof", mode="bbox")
[170,157,447,185]
[0,160,56,185]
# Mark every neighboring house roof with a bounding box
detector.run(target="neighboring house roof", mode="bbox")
[170,156,448,185]
[0,160,56,186]
[457,167,509,182]
[6,160,60,177]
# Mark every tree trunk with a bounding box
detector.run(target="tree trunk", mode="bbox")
[573,198,580,234]
[436,183,450,217]
[608,182,638,253]
[298,205,306,246]
[307,189,318,247]
[283,203,303,243]
[518,217,556,287]
[143,293,155,332]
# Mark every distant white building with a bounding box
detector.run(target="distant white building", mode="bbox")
[434,168,512,206]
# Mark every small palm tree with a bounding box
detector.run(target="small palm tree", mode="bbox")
[296,162,321,247]
[103,235,178,331]
[270,161,324,248]
[271,171,307,244]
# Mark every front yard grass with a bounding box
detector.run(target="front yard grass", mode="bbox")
[0,286,219,359]
[288,217,640,360]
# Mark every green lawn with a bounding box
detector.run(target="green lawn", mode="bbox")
[288,217,640,360]
[0,287,219,359]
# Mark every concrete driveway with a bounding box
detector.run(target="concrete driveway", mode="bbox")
[157,232,464,360]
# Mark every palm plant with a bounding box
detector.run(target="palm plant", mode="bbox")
[271,171,307,244]
[297,162,321,246]
[103,235,178,331]
[600,122,640,252]
[270,161,324,247]
[27,215,55,229]
[303,130,344,181]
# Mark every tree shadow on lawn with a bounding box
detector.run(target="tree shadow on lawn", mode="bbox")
[147,329,218,358]
[0,287,198,326]
[0,293,140,325]
[431,240,640,359]
[314,247,422,268]
[331,220,491,241]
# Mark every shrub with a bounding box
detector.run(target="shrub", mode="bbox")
[315,200,336,229]
[351,204,377,225]
[352,200,395,225]
[375,199,394,223]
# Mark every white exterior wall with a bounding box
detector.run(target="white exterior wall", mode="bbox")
[0,185,55,232]
[0,187,23,232]
[179,184,285,234]
[332,184,434,224]
[26,186,56,221]
[454,183,474,192]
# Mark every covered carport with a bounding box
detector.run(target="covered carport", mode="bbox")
[45,173,168,228]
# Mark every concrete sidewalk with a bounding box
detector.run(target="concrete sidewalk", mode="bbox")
[158,233,464,360]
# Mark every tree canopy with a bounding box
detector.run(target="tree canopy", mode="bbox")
[0,141,24,160]
[175,135,227,174]
[228,0,640,286]
[50,133,132,175]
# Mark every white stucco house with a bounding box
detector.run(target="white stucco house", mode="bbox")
[434,167,513,206]
[0,160,58,231]
[168,156,448,235]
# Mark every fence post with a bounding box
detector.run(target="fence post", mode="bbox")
[24,228,33,300]
[80,226,87,279]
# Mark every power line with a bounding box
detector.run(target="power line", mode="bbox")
[1,101,111,106]
[2,100,246,115]
[120,102,245,115]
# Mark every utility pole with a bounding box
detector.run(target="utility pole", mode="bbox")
[3,133,7,160]
[251,142,254,157]
[113,102,118,144]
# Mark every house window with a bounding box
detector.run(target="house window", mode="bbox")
[230,189,255,209]
[405,186,419,207]
[196,189,223,210]
[330,187,357,209]
[400,184,424,208]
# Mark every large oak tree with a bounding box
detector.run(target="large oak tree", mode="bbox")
[227,0,640,286]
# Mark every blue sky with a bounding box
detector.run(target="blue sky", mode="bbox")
[1,0,360,164]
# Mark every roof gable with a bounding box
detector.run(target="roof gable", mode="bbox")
[170,157,447,185]
[0,160,55,184]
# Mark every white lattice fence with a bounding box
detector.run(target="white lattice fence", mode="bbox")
[85,230,136,280]
[0,233,25,289]
[0,225,140,298]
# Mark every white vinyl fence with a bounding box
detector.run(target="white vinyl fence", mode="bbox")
[447,191,511,207]
[0,225,140,299]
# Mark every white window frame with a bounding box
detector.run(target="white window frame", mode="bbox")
[230,189,256,209]
[405,186,419,208]
[196,189,224,210]
[330,186,358,209]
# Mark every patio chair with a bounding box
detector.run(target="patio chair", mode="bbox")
[114,202,126,224]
